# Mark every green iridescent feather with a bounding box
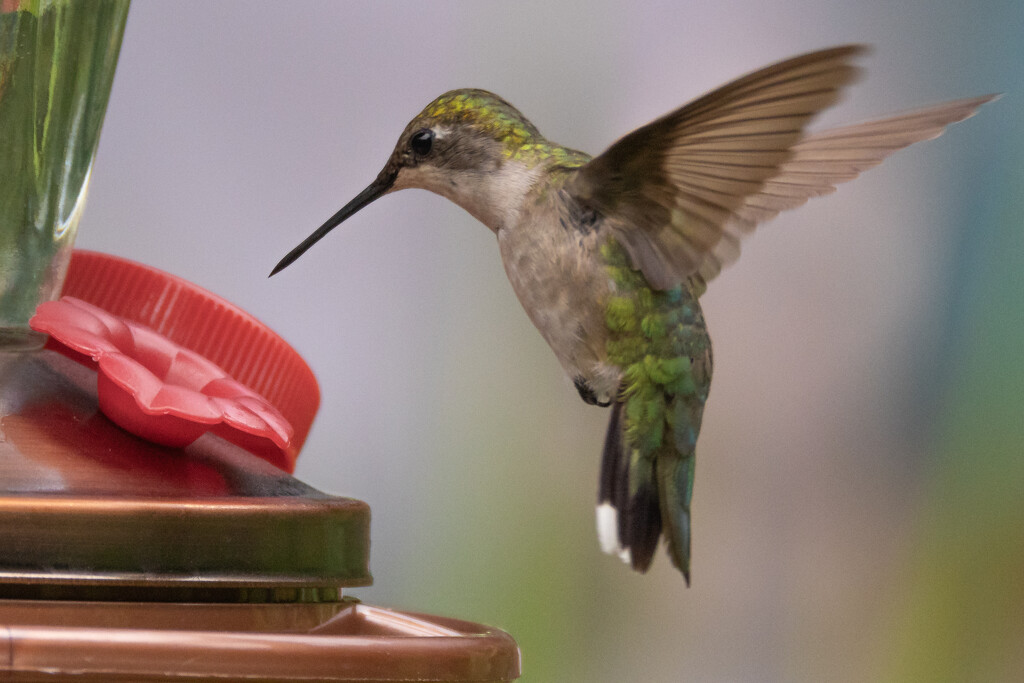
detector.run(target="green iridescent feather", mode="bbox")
[422,90,589,168]
[601,238,711,577]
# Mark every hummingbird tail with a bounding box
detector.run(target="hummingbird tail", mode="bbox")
[597,396,663,573]
[656,443,695,584]
[597,384,701,584]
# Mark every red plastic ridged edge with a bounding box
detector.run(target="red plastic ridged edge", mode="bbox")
[60,250,320,462]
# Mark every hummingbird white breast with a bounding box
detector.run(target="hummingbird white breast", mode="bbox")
[496,181,621,401]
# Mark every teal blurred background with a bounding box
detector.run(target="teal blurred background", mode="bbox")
[76,1,1021,680]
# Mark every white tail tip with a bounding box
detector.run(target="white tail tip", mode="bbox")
[596,502,632,565]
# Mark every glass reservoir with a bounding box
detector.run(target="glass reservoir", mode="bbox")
[0,0,129,347]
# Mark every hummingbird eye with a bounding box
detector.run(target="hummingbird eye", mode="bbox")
[410,128,434,156]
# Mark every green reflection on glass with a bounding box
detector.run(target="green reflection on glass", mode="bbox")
[0,0,129,348]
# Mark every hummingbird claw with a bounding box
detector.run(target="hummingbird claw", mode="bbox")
[574,376,611,407]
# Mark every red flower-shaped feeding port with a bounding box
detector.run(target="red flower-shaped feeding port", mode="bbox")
[28,251,320,472]
[32,296,292,463]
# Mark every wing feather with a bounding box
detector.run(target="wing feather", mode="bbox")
[569,42,995,290]
[692,94,999,284]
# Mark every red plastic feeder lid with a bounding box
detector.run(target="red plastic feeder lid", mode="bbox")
[33,250,319,472]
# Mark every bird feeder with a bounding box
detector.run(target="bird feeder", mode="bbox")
[0,2,520,679]
[0,250,521,682]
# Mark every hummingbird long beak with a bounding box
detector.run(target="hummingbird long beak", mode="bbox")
[270,170,396,276]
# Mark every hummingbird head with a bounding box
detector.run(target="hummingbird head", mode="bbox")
[271,89,550,276]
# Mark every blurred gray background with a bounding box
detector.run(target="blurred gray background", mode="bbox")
[77,1,1022,681]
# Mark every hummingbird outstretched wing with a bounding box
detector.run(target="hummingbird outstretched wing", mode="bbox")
[567,45,995,289]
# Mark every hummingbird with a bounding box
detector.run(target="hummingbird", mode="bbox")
[271,45,994,583]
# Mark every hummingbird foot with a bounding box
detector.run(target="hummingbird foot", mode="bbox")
[573,376,611,407]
